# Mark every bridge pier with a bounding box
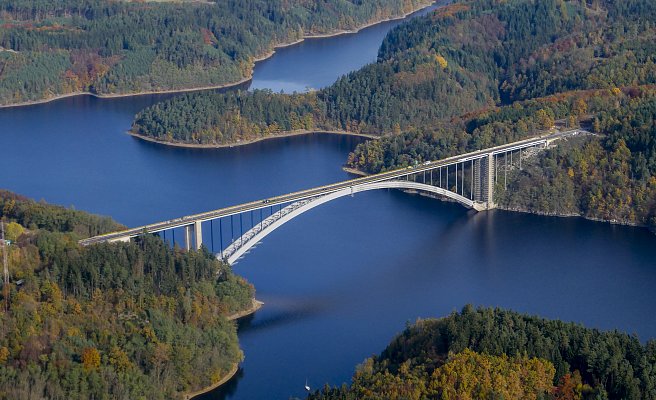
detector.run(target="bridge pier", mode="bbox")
[472,153,496,210]
[184,225,193,251]
[183,222,203,251]
[194,221,202,250]
[486,153,495,209]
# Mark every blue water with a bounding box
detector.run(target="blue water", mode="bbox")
[250,4,438,92]
[1,96,359,226]
[1,2,655,399]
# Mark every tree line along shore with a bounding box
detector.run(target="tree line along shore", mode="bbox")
[0,190,258,399]
[132,0,656,231]
[0,0,434,107]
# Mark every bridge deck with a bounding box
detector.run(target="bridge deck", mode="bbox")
[79,130,581,246]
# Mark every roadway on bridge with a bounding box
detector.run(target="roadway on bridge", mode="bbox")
[79,129,582,246]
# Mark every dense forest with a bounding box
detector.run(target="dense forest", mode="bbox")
[497,90,656,228]
[347,88,656,228]
[0,0,430,105]
[132,0,656,228]
[0,190,255,399]
[132,0,656,144]
[309,306,656,400]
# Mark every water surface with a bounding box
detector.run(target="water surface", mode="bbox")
[1,2,655,400]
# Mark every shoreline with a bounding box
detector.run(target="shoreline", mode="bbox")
[128,129,379,149]
[342,167,654,233]
[183,363,239,400]
[342,166,369,176]
[495,205,652,231]
[268,1,436,45]
[0,1,436,110]
[226,299,264,321]
[0,76,253,109]
[182,298,263,400]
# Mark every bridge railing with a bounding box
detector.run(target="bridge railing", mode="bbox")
[80,130,586,248]
[220,198,313,262]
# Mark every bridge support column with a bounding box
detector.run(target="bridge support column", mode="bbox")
[194,221,202,250]
[184,225,192,251]
[486,153,495,209]
[474,158,482,201]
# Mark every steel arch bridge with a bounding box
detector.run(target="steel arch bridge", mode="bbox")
[80,130,584,264]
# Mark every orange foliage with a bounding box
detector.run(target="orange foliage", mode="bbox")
[201,28,217,45]
[81,347,101,371]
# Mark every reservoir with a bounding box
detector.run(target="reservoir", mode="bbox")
[1,3,655,399]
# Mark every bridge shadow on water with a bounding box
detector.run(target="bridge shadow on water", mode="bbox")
[236,297,329,335]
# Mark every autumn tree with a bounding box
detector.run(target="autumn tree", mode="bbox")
[573,98,588,116]
[4,222,24,242]
[536,109,555,129]
[82,347,101,372]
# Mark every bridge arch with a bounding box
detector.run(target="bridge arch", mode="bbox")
[223,180,474,264]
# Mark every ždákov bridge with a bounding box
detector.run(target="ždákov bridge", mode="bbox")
[80,130,585,264]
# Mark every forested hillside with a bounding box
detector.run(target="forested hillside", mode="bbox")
[131,0,656,229]
[347,88,656,228]
[497,90,656,227]
[0,0,430,105]
[309,306,656,400]
[132,0,656,144]
[0,190,255,399]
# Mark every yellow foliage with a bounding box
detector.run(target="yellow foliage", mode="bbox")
[568,168,575,178]
[434,54,448,69]
[4,222,24,242]
[143,326,158,343]
[41,280,63,307]
[82,347,101,371]
[431,349,555,400]
[573,98,588,115]
[92,288,103,303]
[536,109,555,129]
[71,300,83,315]
[109,346,132,373]
[67,327,82,338]
[0,347,9,364]
[2,199,15,215]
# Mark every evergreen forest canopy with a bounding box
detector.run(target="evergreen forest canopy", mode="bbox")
[132,0,656,143]
[309,306,656,400]
[0,190,255,399]
[0,0,430,105]
[132,0,656,229]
